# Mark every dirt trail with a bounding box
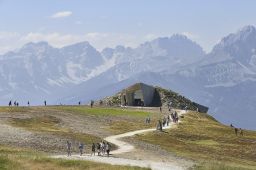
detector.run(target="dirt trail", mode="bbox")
[105,121,176,155]
[52,110,189,170]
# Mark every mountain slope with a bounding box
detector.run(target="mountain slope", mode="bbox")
[0,41,105,104]
[64,26,256,130]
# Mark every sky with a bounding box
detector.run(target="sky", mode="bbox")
[0,0,256,54]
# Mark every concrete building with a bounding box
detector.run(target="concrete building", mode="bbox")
[120,83,161,107]
[192,102,209,113]
[118,82,208,113]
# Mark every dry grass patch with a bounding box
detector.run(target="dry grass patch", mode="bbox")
[0,145,149,170]
[9,115,101,146]
[52,106,150,117]
[10,115,64,132]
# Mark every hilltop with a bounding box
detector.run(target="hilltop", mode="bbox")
[96,83,208,113]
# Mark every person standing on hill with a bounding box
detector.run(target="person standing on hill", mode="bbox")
[174,111,178,123]
[27,101,30,106]
[44,100,47,106]
[90,100,94,108]
[8,100,12,107]
[235,128,238,136]
[185,105,188,112]
[145,116,150,124]
[239,128,244,136]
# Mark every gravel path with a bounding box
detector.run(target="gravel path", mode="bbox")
[52,110,189,170]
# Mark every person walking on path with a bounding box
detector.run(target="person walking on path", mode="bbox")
[103,141,107,155]
[8,100,12,107]
[156,120,163,131]
[167,115,170,126]
[66,141,72,157]
[106,142,111,157]
[97,143,101,156]
[91,143,96,156]
[79,143,84,156]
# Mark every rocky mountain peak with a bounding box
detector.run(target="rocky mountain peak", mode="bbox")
[21,41,52,51]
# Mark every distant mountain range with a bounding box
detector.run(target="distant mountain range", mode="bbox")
[1,25,256,130]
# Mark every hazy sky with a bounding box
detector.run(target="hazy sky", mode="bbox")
[0,0,255,54]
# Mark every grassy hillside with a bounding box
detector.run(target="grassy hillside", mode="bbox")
[134,111,256,170]
[0,145,148,170]
[0,106,153,170]
[51,106,157,134]
[1,106,255,170]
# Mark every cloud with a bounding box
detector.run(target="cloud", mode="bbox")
[51,11,72,18]
[144,34,158,41]
[21,32,81,47]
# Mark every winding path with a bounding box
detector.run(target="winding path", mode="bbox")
[52,110,188,170]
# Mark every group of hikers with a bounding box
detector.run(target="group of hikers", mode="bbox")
[230,124,244,136]
[155,108,180,131]
[66,140,111,157]
[8,100,47,107]
[8,100,20,107]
